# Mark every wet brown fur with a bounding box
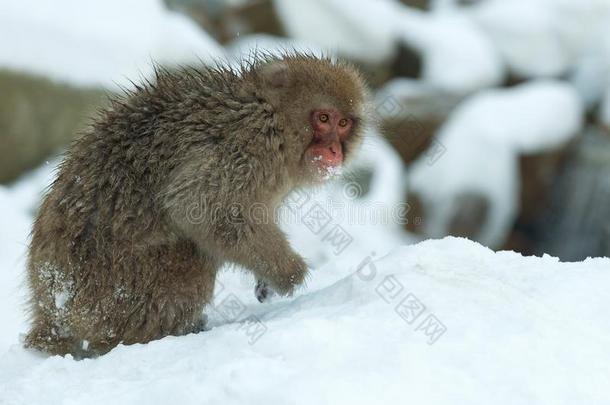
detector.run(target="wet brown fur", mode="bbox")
[24,54,368,357]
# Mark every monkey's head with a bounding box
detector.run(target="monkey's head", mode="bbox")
[249,54,369,185]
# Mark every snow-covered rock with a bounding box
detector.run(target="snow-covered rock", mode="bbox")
[395,10,504,93]
[272,0,399,64]
[471,0,610,81]
[0,0,225,88]
[570,53,610,109]
[1,237,609,405]
[408,81,583,247]
[471,1,570,78]
[374,78,462,126]
[440,80,584,153]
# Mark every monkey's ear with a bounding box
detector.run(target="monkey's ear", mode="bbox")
[259,61,291,88]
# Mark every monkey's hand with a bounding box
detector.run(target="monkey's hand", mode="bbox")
[255,279,274,303]
[258,252,308,298]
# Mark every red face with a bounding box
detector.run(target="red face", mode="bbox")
[306,107,353,176]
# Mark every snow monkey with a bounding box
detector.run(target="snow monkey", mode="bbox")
[25,54,368,357]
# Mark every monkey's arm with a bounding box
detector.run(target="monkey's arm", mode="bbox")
[216,220,308,296]
[162,165,308,296]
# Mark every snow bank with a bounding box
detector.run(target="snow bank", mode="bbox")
[0,0,225,88]
[1,237,609,404]
[408,81,583,247]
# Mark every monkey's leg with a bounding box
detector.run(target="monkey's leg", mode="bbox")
[115,242,219,346]
[25,256,85,356]
[46,241,220,357]
[24,318,80,356]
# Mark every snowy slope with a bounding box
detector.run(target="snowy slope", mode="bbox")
[1,235,609,405]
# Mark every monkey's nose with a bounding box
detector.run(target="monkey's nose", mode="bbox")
[326,141,343,165]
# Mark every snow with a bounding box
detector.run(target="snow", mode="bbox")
[440,80,583,153]
[0,0,225,89]
[0,165,56,353]
[275,0,504,93]
[570,53,610,109]
[272,0,399,64]
[563,2,610,106]
[408,81,583,248]
[470,1,570,78]
[470,0,610,80]
[394,10,504,94]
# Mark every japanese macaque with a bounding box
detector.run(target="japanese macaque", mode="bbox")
[25,54,368,357]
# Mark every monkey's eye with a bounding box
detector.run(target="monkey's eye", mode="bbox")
[319,113,329,123]
[338,118,349,127]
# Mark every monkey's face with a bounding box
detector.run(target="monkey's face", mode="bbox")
[252,55,368,185]
[303,106,357,180]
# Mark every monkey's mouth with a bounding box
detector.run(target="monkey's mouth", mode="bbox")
[306,142,344,180]
[309,141,343,168]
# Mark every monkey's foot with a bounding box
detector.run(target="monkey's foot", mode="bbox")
[255,280,275,303]
[24,324,80,357]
